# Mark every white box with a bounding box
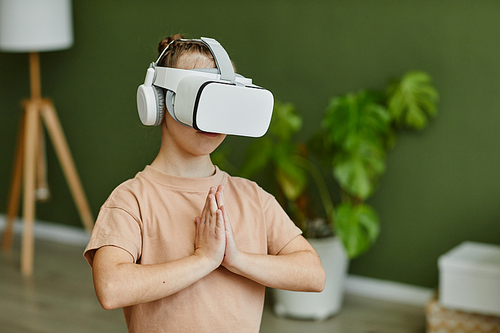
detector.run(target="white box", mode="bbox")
[439,241,500,316]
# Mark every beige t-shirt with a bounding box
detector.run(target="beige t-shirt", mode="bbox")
[84,165,302,333]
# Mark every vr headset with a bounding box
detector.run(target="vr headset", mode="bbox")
[137,37,274,137]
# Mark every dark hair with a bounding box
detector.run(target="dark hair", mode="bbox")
[157,34,214,68]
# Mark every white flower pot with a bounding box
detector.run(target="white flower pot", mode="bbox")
[272,236,349,320]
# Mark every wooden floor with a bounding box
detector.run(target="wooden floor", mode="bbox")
[0,236,427,333]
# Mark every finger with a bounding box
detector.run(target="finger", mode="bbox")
[209,193,218,215]
[220,205,229,222]
[200,188,215,223]
[215,185,225,208]
[216,209,225,236]
[216,209,223,227]
[220,205,232,234]
[200,193,210,220]
[200,193,218,229]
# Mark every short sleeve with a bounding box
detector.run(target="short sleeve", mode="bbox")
[262,192,302,255]
[83,205,142,267]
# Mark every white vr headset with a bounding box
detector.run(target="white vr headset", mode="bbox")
[137,37,274,137]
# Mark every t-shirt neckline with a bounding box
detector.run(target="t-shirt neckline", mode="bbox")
[142,165,227,192]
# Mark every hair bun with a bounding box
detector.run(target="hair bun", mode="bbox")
[158,34,185,55]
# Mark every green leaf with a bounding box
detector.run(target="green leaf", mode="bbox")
[321,90,392,198]
[323,91,392,152]
[332,141,386,199]
[276,167,307,201]
[273,145,308,200]
[239,100,308,203]
[270,101,302,141]
[334,202,380,258]
[333,154,371,199]
[387,70,439,130]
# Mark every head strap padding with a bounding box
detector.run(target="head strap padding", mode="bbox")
[154,37,235,84]
[199,37,235,83]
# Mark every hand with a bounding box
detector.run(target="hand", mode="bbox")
[214,185,240,271]
[194,187,226,270]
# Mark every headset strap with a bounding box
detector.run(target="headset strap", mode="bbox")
[153,37,236,84]
[199,37,235,83]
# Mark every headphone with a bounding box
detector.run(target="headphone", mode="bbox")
[137,37,274,137]
[136,38,180,126]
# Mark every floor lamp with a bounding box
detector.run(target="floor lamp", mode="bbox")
[0,0,94,276]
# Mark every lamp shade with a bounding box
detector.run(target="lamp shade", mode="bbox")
[0,0,73,52]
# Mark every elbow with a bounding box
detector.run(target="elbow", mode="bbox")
[310,267,326,292]
[99,301,116,311]
[291,251,327,292]
[310,280,325,293]
[99,296,119,311]
[306,253,326,292]
[316,279,326,293]
[305,252,326,292]
[95,280,122,310]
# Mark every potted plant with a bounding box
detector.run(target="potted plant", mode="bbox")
[238,101,349,320]
[313,71,439,260]
[215,70,439,319]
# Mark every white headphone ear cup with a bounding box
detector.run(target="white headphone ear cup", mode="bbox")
[152,86,165,126]
[137,84,157,126]
[137,84,165,126]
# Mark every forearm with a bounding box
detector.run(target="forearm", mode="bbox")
[93,248,216,310]
[225,249,325,292]
[94,190,226,310]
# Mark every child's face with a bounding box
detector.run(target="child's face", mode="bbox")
[163,110,226,157]
[162,52,227,157]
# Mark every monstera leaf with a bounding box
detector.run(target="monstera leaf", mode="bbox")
[387,71,439,130]
[323,91,392,199]
[332,141,386,199]
[334,202,380,258]
[323,90,391,152]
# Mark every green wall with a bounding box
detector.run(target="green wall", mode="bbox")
[1,0,499,288]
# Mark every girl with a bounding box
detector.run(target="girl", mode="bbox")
[84,34,325,333]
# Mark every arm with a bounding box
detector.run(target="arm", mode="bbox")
[92,245,216,310]
[215,186,326,292]
[92,187,225,310]
[224,231,326,292]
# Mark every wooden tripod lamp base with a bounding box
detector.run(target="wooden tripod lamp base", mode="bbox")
[2,53,94,276]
